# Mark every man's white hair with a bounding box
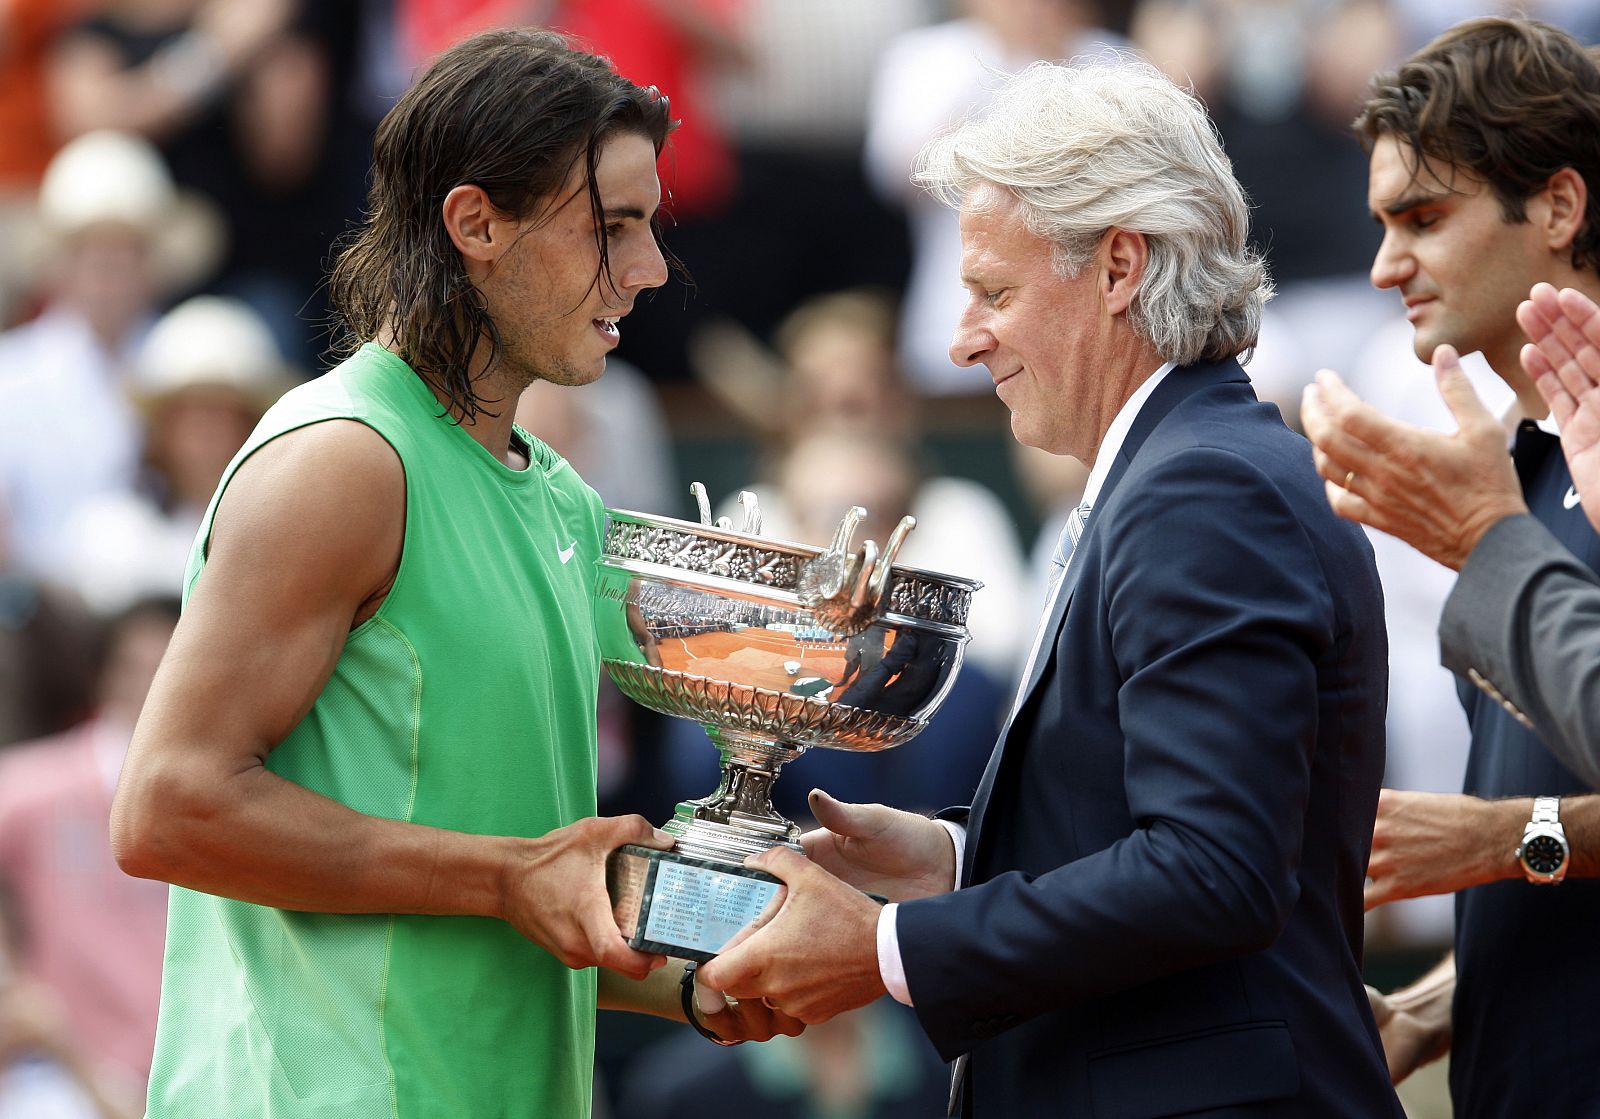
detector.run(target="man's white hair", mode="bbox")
[915,57,1272,366]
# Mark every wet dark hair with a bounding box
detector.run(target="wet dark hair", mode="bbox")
[329,29,678,420]
[1353,17,1600,274]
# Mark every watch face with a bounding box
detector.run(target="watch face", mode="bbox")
[1524,834,1567,875]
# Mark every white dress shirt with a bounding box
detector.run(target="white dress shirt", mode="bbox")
[877,360,1178,1004]
[0,308,146,575]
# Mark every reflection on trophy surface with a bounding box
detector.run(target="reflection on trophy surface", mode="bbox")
[600,483,979,961]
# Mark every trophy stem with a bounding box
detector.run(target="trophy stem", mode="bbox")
[665,731,805,867]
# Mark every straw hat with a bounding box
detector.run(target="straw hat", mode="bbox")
[27,131,224,292]
[136,296,296,415]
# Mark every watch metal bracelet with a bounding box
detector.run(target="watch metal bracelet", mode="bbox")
[1520,795,1568,885]
[680,961,741,1047]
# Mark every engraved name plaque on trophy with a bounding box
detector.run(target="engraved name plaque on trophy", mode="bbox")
[598,484,979,962]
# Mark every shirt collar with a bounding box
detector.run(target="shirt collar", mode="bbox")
[1501,403,1561,448]
[1081,360,1177,509]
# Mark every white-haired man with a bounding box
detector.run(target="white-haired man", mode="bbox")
[699,58,1402,1117]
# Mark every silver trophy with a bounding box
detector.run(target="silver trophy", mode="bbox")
[600,483,979,961]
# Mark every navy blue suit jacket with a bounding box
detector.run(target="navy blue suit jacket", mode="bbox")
[897,359,1402,1118]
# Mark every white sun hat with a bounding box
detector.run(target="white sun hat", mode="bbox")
[28,130,225,292]
[136,296,296,413]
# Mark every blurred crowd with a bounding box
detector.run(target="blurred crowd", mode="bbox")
[0,0,1595,1116]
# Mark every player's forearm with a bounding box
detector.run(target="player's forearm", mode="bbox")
[112,750,519,920]
[1554,795,1600,877]
[1387,954,1456,1040]
[1437,796,1526,888]
[598,960,689,1022]
[1447,795,1600,881]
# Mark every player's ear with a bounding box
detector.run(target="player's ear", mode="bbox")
[1540,168,1587,254]
[442,184,511,268]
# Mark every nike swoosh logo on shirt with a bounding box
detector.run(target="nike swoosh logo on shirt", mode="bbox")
[558,541,578,564]
[1566,486,1582,510]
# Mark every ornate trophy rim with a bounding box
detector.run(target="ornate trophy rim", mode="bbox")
[602,507,980,633]
[606,505,983,590]
[602,659,926,752]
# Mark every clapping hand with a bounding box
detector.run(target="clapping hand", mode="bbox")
[1519,283,1600,532]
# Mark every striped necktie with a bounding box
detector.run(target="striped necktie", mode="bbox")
[1052,500,1092,582]
[1004,502,1094,730]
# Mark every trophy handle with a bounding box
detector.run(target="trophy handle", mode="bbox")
[866,515,917,605]
[816,505,866,599]
[848,539,880,611]
[690,481,714,526]
[689,484,764,536]
[798,508,922,634]
[737,490,763,535]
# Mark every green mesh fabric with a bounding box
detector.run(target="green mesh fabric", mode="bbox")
[149,345,604,1117]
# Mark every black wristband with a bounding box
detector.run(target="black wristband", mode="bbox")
[680,962,740,1047]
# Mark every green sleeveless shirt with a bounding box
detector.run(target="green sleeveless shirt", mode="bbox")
[147,344,604,1118]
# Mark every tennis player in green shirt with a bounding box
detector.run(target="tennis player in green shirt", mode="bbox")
[112,29,800,1118]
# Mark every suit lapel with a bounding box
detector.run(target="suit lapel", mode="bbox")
[965,541,1088,868]
[963,359,1246,881]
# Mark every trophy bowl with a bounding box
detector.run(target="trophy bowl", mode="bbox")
[598,485,980,961]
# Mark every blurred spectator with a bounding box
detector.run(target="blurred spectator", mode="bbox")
[62,297,292,616]
[396,0,552,61]
[555,0,745,222]
[49,0,296,141]
[702,288,1031,679]
[1136,0,1402,391]
[1391,0,1600,47]
[0,882,136,1119]
[0,597,178,1107]
[618,999,948,1119]
[715,0,932,149]
[865,0,1123,395]
[0,130,221,579]
[614,0,925,383]
[49,0,374,365]
[0,517,99,750]
[0,0,83,189]
[0,0,89,324]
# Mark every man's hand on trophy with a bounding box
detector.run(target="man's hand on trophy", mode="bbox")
[698,845,887,1024]
[499,814,673,979]
[799,789,957,902]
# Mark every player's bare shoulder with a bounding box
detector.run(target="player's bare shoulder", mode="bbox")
[204,419,406,619]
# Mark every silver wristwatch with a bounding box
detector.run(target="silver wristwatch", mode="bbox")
[1518,796,1569,884]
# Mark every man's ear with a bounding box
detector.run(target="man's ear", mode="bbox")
[1540,167,1588,253]
[441,184,509,269]
[1101,228,1148,316]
